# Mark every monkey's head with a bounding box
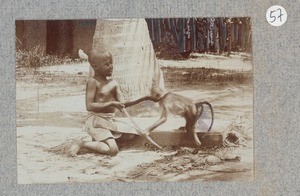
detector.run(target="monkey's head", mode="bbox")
[150,86,165,101]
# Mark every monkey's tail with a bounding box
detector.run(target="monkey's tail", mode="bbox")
[195,101,214,132]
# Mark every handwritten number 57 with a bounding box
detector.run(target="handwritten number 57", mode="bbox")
[269,8,283,23]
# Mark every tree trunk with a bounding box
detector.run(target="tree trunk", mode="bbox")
[92,19,164,100]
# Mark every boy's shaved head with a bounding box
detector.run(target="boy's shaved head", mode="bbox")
[88,49,112,67]
[87,49,114,77]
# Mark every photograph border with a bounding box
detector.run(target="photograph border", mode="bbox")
[1,0,299,195]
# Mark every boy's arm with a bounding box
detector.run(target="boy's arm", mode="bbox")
[114,80,158,108]
[123,95,158,107]
[114,81,125,103]
[86,79,123,112]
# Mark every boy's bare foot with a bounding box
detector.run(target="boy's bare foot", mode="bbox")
[67,139,84,157]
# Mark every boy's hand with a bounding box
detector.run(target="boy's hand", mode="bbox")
[111,101,125,110]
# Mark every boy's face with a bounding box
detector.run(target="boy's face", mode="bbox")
[90,54,113,77]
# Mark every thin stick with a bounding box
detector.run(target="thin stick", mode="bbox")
[122,108,162,149]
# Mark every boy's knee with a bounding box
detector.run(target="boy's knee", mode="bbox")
[108,146,119,156]
[104,138,119,156]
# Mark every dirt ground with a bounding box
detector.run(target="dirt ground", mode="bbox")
[16,54,253,184]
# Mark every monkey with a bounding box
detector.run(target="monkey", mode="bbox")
[123,86,214,147]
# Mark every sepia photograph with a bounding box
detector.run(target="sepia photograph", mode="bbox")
[16,18,253,183]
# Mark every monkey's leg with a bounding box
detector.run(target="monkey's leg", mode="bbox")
[144,116,167,134]
[186,116,201,147]
[144,108,168,134]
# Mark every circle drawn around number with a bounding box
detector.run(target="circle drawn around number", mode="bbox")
[266,5,287,26]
